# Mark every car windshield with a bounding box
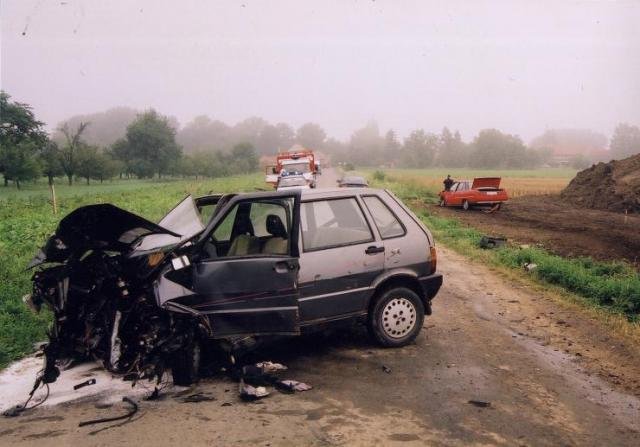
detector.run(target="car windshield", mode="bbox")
[279,177,308,187]
[135,196,205,251]
[282,162,309,173]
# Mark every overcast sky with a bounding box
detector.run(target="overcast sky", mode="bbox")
[2,0,639,142]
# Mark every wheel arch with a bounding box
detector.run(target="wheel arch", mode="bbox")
[367,272,431,316]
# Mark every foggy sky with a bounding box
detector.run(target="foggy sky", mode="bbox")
[2,0,639,142]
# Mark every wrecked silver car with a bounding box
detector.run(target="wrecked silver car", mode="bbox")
[26,188,442,387]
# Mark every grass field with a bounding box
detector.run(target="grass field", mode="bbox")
[377,168,577,198]
[0,174,264,368]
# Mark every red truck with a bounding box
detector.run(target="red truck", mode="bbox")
[265,149,318,188]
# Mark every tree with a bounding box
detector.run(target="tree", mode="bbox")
[469,129,530,168]
[232,117,268,150]
[348,121,385,166]
[1,140,41,188]
[296,123,326,150]
[401,129,438,168]
[58,121,90,185]
[177,115,231,153]
[125,110,182,178]
[52,107,138,148]
[383,130,401,164]
[436,127,470,167]
[610,123,640,160]
[275,123,295,150]
[40,141,64,185]
[0,91,47,186]
[229,143,259,173]
[256,125,281,154]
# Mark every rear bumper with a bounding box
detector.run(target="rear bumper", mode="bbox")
[419,273,443,300]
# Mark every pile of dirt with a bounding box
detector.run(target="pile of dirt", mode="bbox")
[561,153,640,213]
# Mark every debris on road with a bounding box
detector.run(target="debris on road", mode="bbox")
[479,236,506,249]
[239,379,270,401]
[78,397,138,427]
[468,400,492,408]
[179,392,216,403]
[256,361,288,373]
[382,365,392,374]
[524,262,538,272]
[275,380,313,393]
[73,378,97,390]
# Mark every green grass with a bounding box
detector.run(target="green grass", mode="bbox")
[0,174,263,368]
[371,176,640,321]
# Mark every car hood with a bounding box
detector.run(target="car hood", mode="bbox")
[472,177,501,189]
[28,204,180,268]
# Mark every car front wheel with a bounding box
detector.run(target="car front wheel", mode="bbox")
[171,339,202,386]
[369,287,425,347]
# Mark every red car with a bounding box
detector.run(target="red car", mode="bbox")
[439,177,508,211]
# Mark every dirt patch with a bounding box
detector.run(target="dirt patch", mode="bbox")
[433,194,640,266]
[561,154,640,213]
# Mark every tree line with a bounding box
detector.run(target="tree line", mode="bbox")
[0,93,259,188]
[2,90,640,188]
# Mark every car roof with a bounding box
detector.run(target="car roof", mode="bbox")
[301,187,378,199]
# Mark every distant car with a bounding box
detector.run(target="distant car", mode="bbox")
[439,177,508,211]
[338,176,368,188]
[26,188,442,386]
[277,175,310,190]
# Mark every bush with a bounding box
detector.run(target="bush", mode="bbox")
[343,162,355,171]
[372,170,386,181]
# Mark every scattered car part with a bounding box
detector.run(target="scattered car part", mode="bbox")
[179,392,216,403]
[73,378,97,390]
[468,400,492,408]
[256,361,288,373]
[275,380,312,393]
[78,397,138,427]
[239,378,270,401]
[382,365,392,374]
[479,236,507,249]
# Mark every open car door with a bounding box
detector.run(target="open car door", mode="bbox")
[161,190,302,338]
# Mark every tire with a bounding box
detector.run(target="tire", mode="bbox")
[439,198,446,207]
[368,287,425,347]
[171,339,202,386]
[462,200,470,211]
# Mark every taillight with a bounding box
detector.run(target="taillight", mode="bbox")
[430,246,437,273]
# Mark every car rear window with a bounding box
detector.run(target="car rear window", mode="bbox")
[362,195,405,239]
[301,198,373,251]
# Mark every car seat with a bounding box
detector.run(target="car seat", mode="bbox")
[262,214,288,255]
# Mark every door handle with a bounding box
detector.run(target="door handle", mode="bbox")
[365,246,385,255]
[274,260,298,273]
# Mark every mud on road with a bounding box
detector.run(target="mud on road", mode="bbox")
[433,194,640,267]
[1,246,639,446]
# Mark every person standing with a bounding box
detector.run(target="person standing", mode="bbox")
[443,175,454,191]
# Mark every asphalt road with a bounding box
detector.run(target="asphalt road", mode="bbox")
[1,170,638,445]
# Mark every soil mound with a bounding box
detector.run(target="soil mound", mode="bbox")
[561,154,640,213]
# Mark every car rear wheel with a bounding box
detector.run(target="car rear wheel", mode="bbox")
[462,200,470,211]
[171,339,202,386]
[369,287,424,347]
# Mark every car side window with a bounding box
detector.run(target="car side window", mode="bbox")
[209,198,293,257]
[362,196,405,239]
[451,182,460,191]
[301,198,373,251]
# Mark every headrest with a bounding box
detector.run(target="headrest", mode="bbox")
[266,214,287,239]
